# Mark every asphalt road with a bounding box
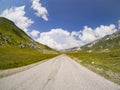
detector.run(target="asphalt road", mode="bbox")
[0,55,120,90]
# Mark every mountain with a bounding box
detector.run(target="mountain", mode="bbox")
[81,30,120,51]
[0,17,59,70]
[60,47,81,52]
[0,17,54,51]
[66,30,120,84]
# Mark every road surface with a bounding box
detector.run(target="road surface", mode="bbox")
[0,55,120,90]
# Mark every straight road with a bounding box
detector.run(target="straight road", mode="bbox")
[0,55,120,90]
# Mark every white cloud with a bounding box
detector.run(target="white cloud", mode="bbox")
[36,24,118,50]
[36,28,80,50]
[94,24,116,38]
[31,0,48,21]
[72,24,117,44]
[0,6,34,33]
[80,26,97,43]
[30,30,40,37]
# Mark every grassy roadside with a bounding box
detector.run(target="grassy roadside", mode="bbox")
[66,50,120,85]
[0,47,59,70]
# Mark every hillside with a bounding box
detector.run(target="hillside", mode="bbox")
[66,30,120,84]
[0,17,59,69]
[81,30,120,51]
[0,17,56,51]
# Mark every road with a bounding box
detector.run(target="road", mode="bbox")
[0,55,120,90]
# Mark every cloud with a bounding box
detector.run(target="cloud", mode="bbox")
[30,30,40,37]
[36,28,80,50]
[36,24,117,50]
[31,0,48,21]
[72,24,117,44]
[0,6,34,33]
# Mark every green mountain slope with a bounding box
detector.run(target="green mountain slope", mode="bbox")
[66,31,120,84]
[0,17,32,45]
[0,17,59,69]
[0,17,54,50]
[81,30,120,51]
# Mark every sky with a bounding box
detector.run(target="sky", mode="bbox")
[0,0,120,50]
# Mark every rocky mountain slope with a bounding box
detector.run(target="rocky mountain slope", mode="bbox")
[0,17,57,52]
[81,30,120,51]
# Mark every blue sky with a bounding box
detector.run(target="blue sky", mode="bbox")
[0,0,120,50]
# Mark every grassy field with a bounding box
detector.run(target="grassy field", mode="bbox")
[66,50,120,85]
[0,47,59,70]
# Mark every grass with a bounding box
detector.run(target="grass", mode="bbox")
[0,17,59,70]
[0,17,32,42]
[0,47,59,70]
[66,50,120,85]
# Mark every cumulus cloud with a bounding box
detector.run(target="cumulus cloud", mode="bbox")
[72,24,117,44]
[30,30,40,37]
[31,0,48,21]
[36,28,80,50]
[36,24,117,50]
[0,6,34,32]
